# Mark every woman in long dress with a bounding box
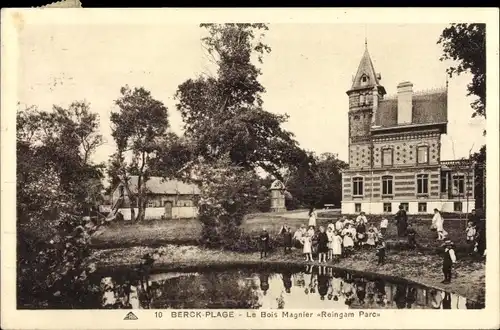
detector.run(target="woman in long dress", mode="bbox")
[395,204,408,237]
[308,207,317,228]
[432,208,447,240]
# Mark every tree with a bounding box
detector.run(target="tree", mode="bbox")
[438,24,486,118]
[286,152,348,209]
[186,155,262,249]
[110,86,171,222]
[175,23,310,181]
[172,24,313,247]
[471,145,486,211]
[17,102,104,221]
[16,102,106,308]
[147,134,194,180]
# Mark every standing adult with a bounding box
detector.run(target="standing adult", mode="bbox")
[432,208,446,240]
[259,227,270,259]
[308,206,317,228]
[476,218,486,258]
[394,204,408,237]
[317,226,329,263]
[469,209,486,258]
[282,226,293,254]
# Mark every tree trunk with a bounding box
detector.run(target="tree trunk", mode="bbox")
[118,176,136,222]
[135,152,149,222]
[136,198,146,222]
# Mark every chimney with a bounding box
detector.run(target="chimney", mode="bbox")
[397,81,413,125]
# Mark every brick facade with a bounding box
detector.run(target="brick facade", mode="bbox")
[341,46,474,215]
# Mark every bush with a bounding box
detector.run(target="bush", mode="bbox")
[17,214,102,308]
[189,157,263,251]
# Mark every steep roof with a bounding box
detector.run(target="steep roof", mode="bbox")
[351,46,380,90]
[373,89,448,128]
[127,176,200,195]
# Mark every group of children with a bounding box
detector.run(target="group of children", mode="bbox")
[283,212,389,265]
[258,208,485,285]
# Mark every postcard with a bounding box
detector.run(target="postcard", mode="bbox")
[1,7,499,330]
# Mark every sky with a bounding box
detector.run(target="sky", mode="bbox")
[17,23,486,167]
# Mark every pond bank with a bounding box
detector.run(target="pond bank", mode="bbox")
[91,244,485,303]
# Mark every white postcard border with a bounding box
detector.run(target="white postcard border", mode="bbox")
[1,7,499,330]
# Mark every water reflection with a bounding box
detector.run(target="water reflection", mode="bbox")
[100,265,483,310]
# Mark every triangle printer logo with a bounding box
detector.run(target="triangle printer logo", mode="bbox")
[124,311,138,320]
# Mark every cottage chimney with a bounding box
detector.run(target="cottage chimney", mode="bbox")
[397,81,413,125]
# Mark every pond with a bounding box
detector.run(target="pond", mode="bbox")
[99,265,484,310]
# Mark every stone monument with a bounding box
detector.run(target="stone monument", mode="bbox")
[270,180,286,212]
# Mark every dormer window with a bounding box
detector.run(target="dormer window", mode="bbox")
[361,75,369,86]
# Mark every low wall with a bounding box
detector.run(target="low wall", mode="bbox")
[117,207,198,220]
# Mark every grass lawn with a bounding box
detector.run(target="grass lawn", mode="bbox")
[92,212,473,254]
[91,219,202,249]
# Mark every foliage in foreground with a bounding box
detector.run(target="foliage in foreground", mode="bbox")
[16,102,107,308]
[438,23,486,119]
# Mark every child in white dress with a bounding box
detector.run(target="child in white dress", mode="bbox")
[342,228,354,257]
[303,230,313,262]
[348,223,358,247]
[326,227,334,261]
[465,221,476,254]
[332,231,343,261]
[308,207,317,228]
[366,228,377,248]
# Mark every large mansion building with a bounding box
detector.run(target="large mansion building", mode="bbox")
[341,45,475,215]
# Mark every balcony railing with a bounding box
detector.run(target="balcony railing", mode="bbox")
[441,159,474,170]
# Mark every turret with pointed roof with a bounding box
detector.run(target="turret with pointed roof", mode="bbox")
[346,43,386,144]
[348,43,386,95]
